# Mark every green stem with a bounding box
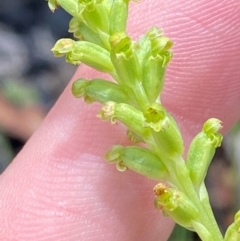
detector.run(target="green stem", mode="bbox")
[199,183,224,240]
[171,157,223,241]
[110,71,150,110]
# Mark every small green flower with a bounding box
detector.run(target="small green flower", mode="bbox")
[142,56,166,103]
[71,78,88,98]
[68,17,82,39]
[97,101,151,139]
[143,103,184,157]
[203,118,223,146]
[186,118,223,188]
[148,27,173,65]
[68,18,105,47]
[143,103,167,126]
[140,27,172,103]
[52,39,114,72]
[51,38,75,57]
[109,32,142,88]
[154,183,199,229]
[105,145,169,179]
[72,78,129,104]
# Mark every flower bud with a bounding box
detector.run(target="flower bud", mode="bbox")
[72,78,129,104]
[105,145,168,179]
[51,38,75,57]
[68,17,82,39]
[109,32,142,88]
[186,118,223,187]
[148,27,173,66]
[71,78,88,98]
[52,39,114,73]
[109,0,130,34]
[143,103,184,156]
[154,183,199,229]
[97,102,151,138]
[203,118,223,137]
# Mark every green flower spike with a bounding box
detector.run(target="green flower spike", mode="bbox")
[48,0,85,17]
[51,38,114,73]
[49,1,229,240]
[154,183,199,230]
[143,103,184,157]
[72,78,129,104]
[224,210,240,241]
[105,145,169,179]
[186,118,223,188]
[97,101,151,139]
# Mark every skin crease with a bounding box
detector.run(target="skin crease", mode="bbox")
[0,0,240,240]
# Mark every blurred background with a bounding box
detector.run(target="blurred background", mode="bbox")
[0,1,239,240]
[0,0,76,171]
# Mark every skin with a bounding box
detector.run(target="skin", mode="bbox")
[1,0,240,240]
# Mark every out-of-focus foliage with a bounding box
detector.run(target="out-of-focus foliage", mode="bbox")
[0,0,76,172]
